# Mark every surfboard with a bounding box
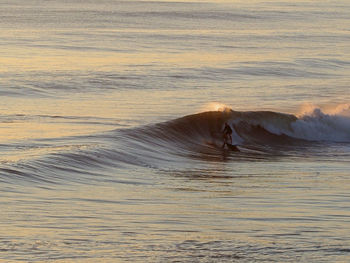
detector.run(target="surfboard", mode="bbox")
[226,143,240,152]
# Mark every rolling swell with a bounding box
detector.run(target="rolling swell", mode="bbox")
[2,108,350,186]
[122,110,303,152]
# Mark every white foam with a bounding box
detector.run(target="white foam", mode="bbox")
[237,104,350,143]
[287,107,350,142]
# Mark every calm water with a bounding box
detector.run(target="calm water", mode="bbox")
[1,0,350,262]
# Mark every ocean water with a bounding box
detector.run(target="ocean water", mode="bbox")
[1,0,350,262]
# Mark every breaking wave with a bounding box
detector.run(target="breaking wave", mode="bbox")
[124,105,350,151]
[1,106,350,185]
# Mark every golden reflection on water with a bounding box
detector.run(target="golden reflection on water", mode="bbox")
[0,144,92,164]
[1,28,336,73]
[0,50,269,72]
[0,122,103,142]
[0,1,349,261]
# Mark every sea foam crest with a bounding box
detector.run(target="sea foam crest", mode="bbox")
[289,105,350,142]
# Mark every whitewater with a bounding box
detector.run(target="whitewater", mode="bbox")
[1,0,350,262]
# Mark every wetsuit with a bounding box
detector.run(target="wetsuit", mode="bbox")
[223,123,233,147]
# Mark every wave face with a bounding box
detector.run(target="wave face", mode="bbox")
[119,107,350,166]
[123,107,350,154]
[2,108,350,186]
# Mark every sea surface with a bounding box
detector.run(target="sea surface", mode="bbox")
[1,0,350,262]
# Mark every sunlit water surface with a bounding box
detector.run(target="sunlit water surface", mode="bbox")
[1,0,350,262]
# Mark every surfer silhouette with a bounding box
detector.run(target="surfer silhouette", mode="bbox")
[222,122,233,148]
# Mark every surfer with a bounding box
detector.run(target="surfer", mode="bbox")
[222,122,233,148]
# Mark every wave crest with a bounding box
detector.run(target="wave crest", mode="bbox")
[2,106,350,186]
